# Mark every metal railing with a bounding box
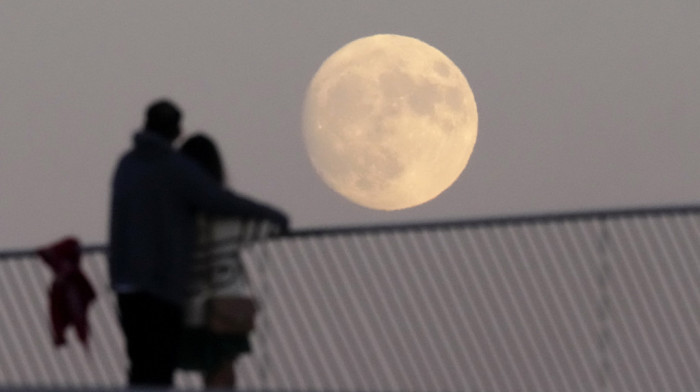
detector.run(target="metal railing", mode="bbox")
[3,204,700,392]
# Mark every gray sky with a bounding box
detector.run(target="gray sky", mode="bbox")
[1,1,699,249]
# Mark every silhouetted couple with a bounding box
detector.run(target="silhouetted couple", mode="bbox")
[108,99,288,388]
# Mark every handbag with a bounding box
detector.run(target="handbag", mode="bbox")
[206,296,257,334]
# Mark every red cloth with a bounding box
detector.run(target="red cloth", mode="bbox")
[37,237,96,348]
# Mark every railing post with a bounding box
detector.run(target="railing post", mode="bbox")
[596,216,613,392]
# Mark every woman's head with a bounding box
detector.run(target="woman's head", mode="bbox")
[180,133,225,184]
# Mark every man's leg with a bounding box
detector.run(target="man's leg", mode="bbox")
[118,292,183,387]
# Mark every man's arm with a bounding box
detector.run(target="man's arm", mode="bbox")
[175,156,289,230]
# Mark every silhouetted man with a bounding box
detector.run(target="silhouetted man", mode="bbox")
[109,99,287,387]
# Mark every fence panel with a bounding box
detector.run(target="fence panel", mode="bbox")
[2,206,700,391]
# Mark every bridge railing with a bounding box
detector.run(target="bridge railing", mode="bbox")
[3,205,700,392]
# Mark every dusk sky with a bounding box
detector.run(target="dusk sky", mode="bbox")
[1,1,699,249]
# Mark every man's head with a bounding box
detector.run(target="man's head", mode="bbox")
[144,99,182,142]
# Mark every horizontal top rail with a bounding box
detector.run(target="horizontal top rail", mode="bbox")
[0,243,107,260]
[286,202,700,236]
[3,202,700,259]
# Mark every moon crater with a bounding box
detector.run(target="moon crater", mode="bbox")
[304,34,478,211]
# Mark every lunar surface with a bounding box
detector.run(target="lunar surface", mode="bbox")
[303,34,478,210]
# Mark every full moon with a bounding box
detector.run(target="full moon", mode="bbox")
[303,34,478,210]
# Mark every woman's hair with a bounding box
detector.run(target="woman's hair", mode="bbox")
[180,133,225,184]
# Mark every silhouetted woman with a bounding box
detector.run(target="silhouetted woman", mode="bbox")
[178,133,251,388]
